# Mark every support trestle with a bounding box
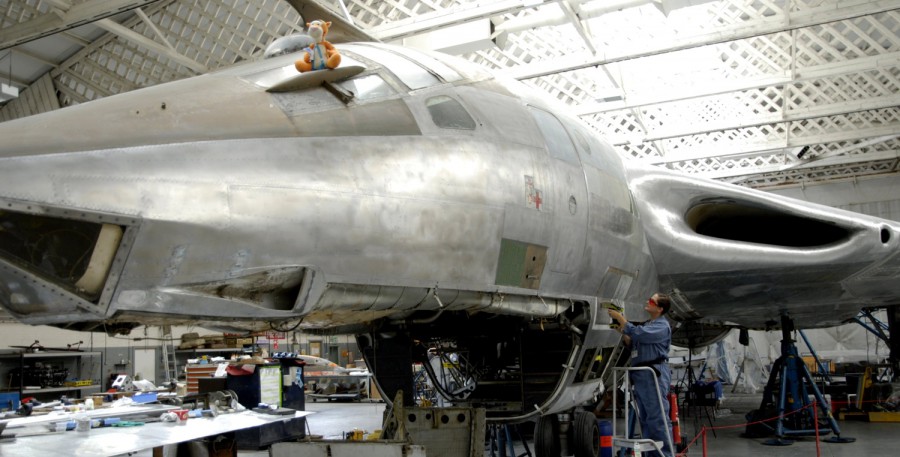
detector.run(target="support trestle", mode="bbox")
[745,314,855,445]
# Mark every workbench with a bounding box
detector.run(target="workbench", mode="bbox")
[0,406,312,456]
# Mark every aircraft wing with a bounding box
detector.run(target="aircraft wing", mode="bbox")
[284,0,379,43]
[627,163,900,331]
[297,355,352,373]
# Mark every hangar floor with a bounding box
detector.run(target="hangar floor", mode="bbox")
[146,393,900,456]
[293,394,900,457]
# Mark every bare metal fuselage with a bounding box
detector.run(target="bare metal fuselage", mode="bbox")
[0,45,656,328]
[1,43,898,420]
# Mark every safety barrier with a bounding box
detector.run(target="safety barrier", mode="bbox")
[677,400,841,457]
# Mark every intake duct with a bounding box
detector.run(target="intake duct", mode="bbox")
[0,210,123,303]
[685,201,851,247]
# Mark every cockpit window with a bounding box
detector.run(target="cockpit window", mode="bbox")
[427,96,476,130]
[529,107,580,165]
[342,44,440,90]
[336,75,395,101]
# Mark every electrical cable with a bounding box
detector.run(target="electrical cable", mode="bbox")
[269,319,303,332]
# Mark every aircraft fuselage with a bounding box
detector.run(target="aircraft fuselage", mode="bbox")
[1,42,898,421]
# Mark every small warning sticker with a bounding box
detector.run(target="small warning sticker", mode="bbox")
[525,175,543,211]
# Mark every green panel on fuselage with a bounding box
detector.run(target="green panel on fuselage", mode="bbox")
[496,238,546,289]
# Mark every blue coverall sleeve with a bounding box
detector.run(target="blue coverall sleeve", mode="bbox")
[623,320,670,344]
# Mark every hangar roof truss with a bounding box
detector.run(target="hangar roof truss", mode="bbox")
[0,0,897,189]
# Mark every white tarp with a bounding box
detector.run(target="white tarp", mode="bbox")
[670,310,891,394]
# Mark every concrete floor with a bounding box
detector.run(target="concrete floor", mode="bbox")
[243,393,900,457]
[302,400,387,440]
[232,400,387,456]
[669,393,899,457]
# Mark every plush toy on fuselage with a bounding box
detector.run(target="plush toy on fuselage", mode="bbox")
[295,20,341,72]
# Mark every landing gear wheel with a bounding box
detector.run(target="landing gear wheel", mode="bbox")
[573,411,601,457]
[534,414,561,457]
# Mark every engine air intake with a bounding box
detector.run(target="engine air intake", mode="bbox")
[686,202,850,247]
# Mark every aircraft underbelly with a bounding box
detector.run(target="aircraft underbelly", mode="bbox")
[662,267,860,327]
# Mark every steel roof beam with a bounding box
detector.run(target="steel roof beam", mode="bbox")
[617,94,900,149]
[133,8,176,52]
[781,135,900,171]
[560,0,596,54]
[8,47,60,69]
[575,52,900,115]
[702,148,900,181]
[506,0,900,80]
[643,124,900,166]
[368,0,557,42]
[94,18,207,74]
[0,0,164,51]
[493,0,654,34]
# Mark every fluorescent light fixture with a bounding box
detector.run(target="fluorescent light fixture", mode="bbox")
[0,83,18,103]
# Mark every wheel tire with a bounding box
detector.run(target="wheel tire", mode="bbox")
[573,411,601,457]
[534,415,561,457]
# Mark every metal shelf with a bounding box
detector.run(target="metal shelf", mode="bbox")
[175,348,243,354]
[22,385,101,394]
[22,351,102,359]
[0,350,103,400]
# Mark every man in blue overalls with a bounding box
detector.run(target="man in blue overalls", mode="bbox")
[608,293,673,457]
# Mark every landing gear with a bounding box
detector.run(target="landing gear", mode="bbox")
[745,314,855,445]
[534,415,560,457]
[572,411,601,457]
[534,411,601,457]
[356,332,415,407]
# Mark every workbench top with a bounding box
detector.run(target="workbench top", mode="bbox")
[0,408,312,456]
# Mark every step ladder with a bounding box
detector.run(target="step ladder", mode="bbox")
[611,366,674,457]
[599,338,629,388]
[612,437,664,456]
[160,325,178,383]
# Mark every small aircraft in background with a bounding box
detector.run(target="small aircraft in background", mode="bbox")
[294,354,365,375]
[0,7,898,457]
[8,340,84,353]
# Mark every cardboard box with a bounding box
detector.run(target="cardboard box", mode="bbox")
[226,337,254,347]
[802,356,834,373]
